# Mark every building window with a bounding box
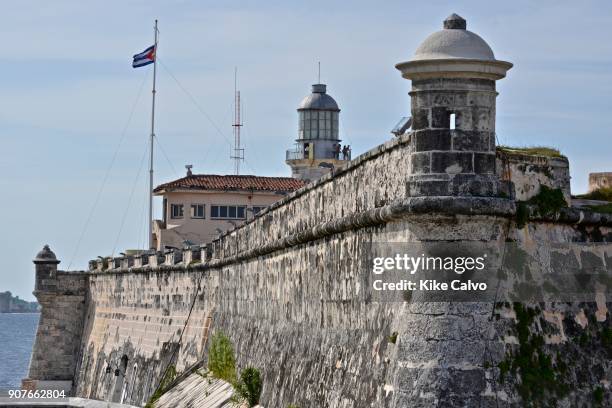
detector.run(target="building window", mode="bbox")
[191,204,205,219]
[311,111,318,138]
[331,111,339,139]
[251,206,266,215]
[170,204,183,219]
[211,205,246,219]
[450,113,456,130]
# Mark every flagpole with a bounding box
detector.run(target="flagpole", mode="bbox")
[148,19,158,250]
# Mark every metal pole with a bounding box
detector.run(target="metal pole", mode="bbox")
[148,20,158,250]
[231,67,243,175]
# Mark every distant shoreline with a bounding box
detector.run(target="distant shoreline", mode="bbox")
[0,312,40,314]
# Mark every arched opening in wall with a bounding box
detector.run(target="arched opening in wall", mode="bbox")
[450,113,456,130]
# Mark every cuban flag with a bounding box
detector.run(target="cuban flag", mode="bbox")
[132,45,156,68]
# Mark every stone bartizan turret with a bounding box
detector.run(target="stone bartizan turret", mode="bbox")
[286,83,350,182]
[396,13,513,197]
[22,245,87,395]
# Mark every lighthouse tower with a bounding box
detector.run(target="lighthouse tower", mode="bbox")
[396,14,513,197]
[286,83,350,182]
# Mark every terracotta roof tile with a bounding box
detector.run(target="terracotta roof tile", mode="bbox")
[154,174,306,194]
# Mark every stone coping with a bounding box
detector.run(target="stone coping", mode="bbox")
[395,58,513,80]
[527,204,612,226]
[84,195,612,276]
[496,149,569,164]
[87,196,515,275]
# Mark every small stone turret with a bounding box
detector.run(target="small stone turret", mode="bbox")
[396,14,513,197]
[33,244,60,291]
[23,245,87,395]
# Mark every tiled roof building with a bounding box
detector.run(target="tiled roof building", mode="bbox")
[152,170,306,250]
[154,174,306,194]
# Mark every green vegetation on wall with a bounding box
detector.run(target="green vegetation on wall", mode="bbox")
[587,203,612,214]
[516,186,568,228]
[497,146,565,159]
[575,187,612,213]
[497,304,612,406]
[145,364,177,408]
[208,331,263,407]
[208,331,237,383]
[526,186,568,216]
[235,367,263,407]
[576,187,612,202]
[498,304,570,404]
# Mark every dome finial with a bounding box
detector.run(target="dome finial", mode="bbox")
[33,244,60,264]
[312,84,326,94]
[444,13,466,30]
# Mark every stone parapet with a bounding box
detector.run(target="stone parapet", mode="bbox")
[88,246,207,272]
[497,149,571,202]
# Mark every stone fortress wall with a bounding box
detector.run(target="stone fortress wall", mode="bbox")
[24,130,612,406]
[496,149,571,202]
[23,14,612,408]
[589,172,612,192]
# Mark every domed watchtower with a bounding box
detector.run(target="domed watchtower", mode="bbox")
[286,83,350,182]
[396,14,513,197]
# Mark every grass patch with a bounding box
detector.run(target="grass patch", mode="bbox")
[587,203,612,214]
[575,187,612,202]
[497,145,565,158]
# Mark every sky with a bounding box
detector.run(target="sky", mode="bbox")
[1,0,610,300]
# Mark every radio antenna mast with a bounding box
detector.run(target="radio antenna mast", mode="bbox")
[231,67,244,175]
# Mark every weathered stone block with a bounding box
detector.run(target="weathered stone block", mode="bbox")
[410,152,431,174]
[407,179,450,196]
[412,130,452,151]
[431,152,473,174]
[411,108,429,130]
[431,106,450,128]
[474,153,496,174]
[452,130,491,152]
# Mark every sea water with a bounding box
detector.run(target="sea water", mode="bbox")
[0,313,39,391]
